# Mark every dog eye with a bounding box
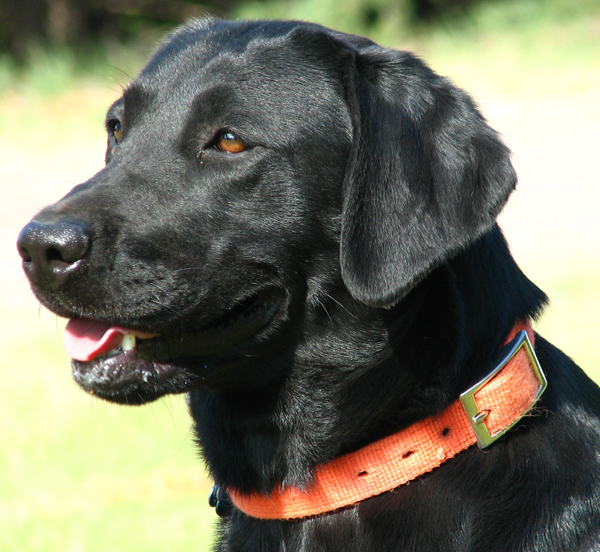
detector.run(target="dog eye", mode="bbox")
[215,131,246,154]
[108,120,122,143]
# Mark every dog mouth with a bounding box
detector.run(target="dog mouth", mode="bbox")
[68,288,283,403]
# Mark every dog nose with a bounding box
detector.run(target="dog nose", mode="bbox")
[17,219,90,289]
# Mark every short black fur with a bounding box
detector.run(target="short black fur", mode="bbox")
[17,18,600,551]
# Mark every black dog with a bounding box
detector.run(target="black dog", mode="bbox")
[18,18,600,551]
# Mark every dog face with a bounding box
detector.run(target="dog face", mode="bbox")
[17,19,515,405]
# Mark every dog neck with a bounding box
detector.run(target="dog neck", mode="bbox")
[220,319,547,520]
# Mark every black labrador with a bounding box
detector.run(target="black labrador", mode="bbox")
[17,18,600,551]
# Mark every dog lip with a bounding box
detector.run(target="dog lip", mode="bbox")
[70,287,284,403]
[71,350,185,404]
[137,287,284,362]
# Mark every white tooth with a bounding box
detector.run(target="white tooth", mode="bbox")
[121,334,137,351]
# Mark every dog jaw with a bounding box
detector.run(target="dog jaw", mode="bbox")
[67,288,285,404]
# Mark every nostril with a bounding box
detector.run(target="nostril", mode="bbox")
[46,247,65,263]
[17,218,90,287]
[46,247,74,274]
[18,244,32,263]
[50,228,90,265]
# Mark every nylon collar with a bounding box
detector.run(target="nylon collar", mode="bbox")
[216,320,547,520]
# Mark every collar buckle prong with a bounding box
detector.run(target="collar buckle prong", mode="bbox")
[460,330,548,449]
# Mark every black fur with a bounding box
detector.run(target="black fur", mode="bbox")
[17,19,600,551]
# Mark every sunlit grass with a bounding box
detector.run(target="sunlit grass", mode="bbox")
[534,270,600,383]
[415,11,600,98]
[0,310,216,552]
[2,270,598,550]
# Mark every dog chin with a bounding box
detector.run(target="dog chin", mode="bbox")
[71,353,199,404]
[70,288,285,403]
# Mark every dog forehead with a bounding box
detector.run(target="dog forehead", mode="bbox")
[136,19,344,97]
[125,20,352,138]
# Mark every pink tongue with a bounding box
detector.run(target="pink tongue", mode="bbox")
[64,319,127,362]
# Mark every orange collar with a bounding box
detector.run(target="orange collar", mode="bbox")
[227,320,547,520]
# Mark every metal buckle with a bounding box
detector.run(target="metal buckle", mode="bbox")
[459,330,547,449]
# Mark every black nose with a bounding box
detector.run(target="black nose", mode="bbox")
[17,219,90,289]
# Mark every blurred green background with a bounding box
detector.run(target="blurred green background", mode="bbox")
[1,0,599,550]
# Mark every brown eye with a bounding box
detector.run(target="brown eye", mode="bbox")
[108,120,122,143]
[217,131,246,154]
[112,121,122,142]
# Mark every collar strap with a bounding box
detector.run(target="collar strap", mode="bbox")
[227,320,547,520]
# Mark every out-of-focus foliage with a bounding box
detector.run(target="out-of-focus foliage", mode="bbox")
[234,0,477,45]
[2,0,599,61]
[0,0,598,100]
[0,0,222,63]
[235,0,600,48]
[0,0,598,88]
[0,0,540,63]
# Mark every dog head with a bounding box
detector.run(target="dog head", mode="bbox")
[17,19,516,404]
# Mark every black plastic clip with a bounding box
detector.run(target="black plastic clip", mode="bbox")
[209,485,233,517]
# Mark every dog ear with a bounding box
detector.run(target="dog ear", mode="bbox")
[340,48,516,308]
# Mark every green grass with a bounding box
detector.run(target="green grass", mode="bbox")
[534,271,600,382]
[2,270,598,551]
[0,310,216,552]
[0,41,150,98]
[413,3,600,97]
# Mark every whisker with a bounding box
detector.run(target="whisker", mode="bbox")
[323,293,358,320]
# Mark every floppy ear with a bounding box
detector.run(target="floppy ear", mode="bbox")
[340,47,516,308]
